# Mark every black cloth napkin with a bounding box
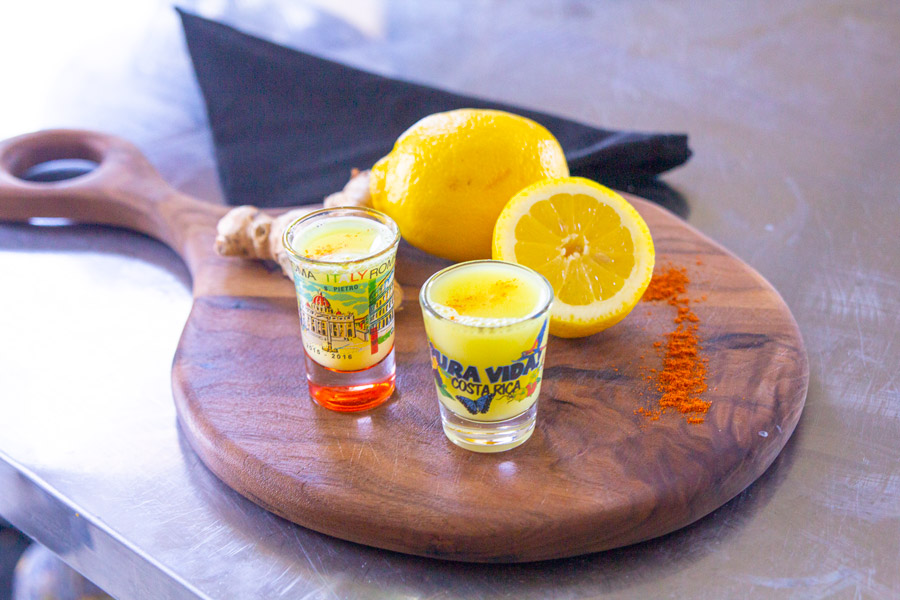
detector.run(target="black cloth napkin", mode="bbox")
[178,9,691,208]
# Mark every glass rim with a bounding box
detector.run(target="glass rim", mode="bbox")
[282,206,401,267]
[419,259,555,329]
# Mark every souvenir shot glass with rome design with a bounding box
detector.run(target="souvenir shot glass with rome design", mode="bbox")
[283,207,401,411]
[419,260,554,452]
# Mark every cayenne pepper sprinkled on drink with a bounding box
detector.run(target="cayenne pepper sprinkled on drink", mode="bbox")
[636,265,710,424]
[445,278,519,313]
[303,231,363,259]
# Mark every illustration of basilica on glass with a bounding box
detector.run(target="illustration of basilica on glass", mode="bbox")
[301,275,394,355]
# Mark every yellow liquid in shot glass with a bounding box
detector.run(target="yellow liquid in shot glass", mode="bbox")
[422,261,552,422]
[288,215,397,372]
[293,216,393,262]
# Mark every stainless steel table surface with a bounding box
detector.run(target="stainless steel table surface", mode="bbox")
[1,1,898,598]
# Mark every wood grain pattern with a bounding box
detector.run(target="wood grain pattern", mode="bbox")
[0,129,808,562]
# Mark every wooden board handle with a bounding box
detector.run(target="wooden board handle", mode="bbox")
[0,129,226,273]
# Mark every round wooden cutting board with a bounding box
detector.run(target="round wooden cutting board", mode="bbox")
[0,130,808,562]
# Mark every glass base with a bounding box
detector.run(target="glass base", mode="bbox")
[305,348,395,412]
[439,402,537,453]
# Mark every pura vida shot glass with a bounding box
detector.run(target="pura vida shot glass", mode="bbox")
[283,207,401,411]
[419,260,554,452]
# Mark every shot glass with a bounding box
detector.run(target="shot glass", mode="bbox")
[419,260,554,452]
[283,207,401,411]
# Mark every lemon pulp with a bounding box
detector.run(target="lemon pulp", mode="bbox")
[514,193,636,305]
[492,177,655,337]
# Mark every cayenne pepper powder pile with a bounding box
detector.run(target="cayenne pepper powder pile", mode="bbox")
[636,265,711,424]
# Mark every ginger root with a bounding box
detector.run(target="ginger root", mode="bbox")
[214,205,314,277]
[213,169,403,308]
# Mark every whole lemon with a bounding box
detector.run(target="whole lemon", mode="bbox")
[369,109,569,262]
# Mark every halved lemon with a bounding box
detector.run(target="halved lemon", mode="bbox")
[492,177,655,338]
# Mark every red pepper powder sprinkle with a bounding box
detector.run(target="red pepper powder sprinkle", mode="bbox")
[445,278,519,313]
[636,265,711,424]
[303,231,363,259]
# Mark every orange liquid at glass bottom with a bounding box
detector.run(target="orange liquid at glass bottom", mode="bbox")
[303,347,396,412]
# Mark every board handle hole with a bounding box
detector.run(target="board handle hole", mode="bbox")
[19,158,99,182]
[3,136,106,183]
